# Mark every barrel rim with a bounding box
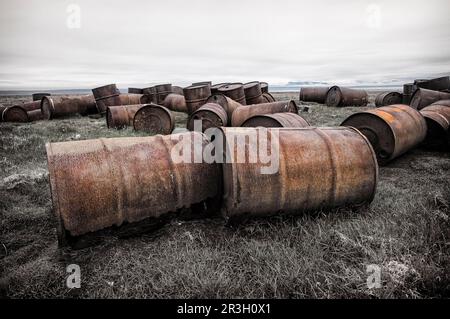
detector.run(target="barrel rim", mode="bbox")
[2,105,29,122]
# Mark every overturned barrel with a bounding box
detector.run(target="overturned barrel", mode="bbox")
[133,104,174,135]
[375,92,403,107]
[242,112,309,128]
[128,88,143,94]
[206,94,242,125]
[402,83,417,105]
[32,93,51,101]
[231,100,298,127]
[420,104,450,151]
[106,104,145,129]
[92,84,121,114]
[299,87,330,104]
[27,109,44,121]
[41,95,97,120]
[261,92,276,103]
[2,106,28,122]
[163,93,188,113]
[219,127,378,221]
[341,104,427,164]
[211,83,230,95]
[260,82,269,94]
[243,81,264,105]
[218,83,247,105]
[415,76,450,92]
[325,86,368,107]
[410,88,450,110]
[187,103,228,132]
[155,84,173,104]
[183,84,211,114]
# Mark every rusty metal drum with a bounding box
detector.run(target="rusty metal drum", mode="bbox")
[142,86,157,104]
[27,109,44,121]
[118,93,145,105]
[133,104,175,135]
[2,106,28,122]
[243,81,264,105]
[415,76,450,92]
[187,103,228,132]
[410,88,450,110]
[20,100,41,112]
[231,100,298,127]
[163,93,188,113]
[41,95,97,120]
[261,92,276,103]
[325,86,368,107]
[402,83,417,104]
[299,87,330,104]
[219,127,378,221]
[420,104,450,151]
[260,82,269,94]
[218,83,247,105]
[206,94,242,125]
[211,83,230,95]
[375,92,403,107]
[183,84,211,114]
[32,93,51,101]
[341,104,427,164]
[155,84,173,104]
[106,104,145,129]
[128,88,143,94]
[92,84,121,114]
[241,112,310,128]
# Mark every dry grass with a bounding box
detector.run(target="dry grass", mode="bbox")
[0,92,449,299]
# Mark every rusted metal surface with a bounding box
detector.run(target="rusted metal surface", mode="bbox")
[415,76,450,92]
[260,82,269,94]
[21,100,41,112]
[341,104,427,165]
[410,88,450,110]
[41,95,97,120]
[118,93,145,105]
[206,94,242,125]
[420,104,450,151]
[211,83,230,95]
[128,88,143,94]
[163,93,188,113]
[431,99,450,107]
[32,93,51,101]
[46,132,221,244]
[106,104,145,129]
[325,86,368,107]
[142,86,157,104]
[27,109,44,121]
[220,127,378,221]
[143,86,156,95]
[261,92,276,103]
[243,81,264,105]
[375,92,403,107]
[92,84,121,114]
[2,106,28,122]
[172,86,184,96]
[241,112,310,128]
[231,100,298,127]
[133,104,175,135]
[155,84,173,104]
[402,83,417,104]
[183,84,211,114]
[218,83,247,105]
[187,103,228,132]
[299,87,330,104]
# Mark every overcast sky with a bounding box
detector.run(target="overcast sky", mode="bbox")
[0,0,449,89]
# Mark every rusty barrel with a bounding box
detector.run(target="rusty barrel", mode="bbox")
[21,100,41,112]
[2,106,28,122]
[410,88,450,110]
[261,92,276,103]
[299,87,330,104]
[211,83,230,95]
[187,103,228,132]
[325,86,368,107]
[133,104,175,135]
[341,104,426,165]
[243,81,264,105]
[41,95,97,120]
[163,93,188,113]
[46,132,221,245]
[402,83,417,104]
[142,86,157,103]
[172,86,184,96]
[420,104,450,151]
[260,82,269,94]
[219,127,378,221]
[218,83,247,105]
[106,104,145,129]
[32,93,51,101]
[128,88,143,94]
[155,84,173,104]
[231,100,298,127]
[92,84,121,114]
[118,93,145,105]
[415,76,450,92]
[206,94,242,125]
[375,92,403,107]
[27,109,44,121]
[241,112,309,128]
[183,84,211,114]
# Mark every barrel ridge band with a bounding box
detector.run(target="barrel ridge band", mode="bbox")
[95,93,120,101]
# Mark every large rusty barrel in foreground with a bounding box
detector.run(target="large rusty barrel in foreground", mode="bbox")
[261,92,276,103]
[242,112,309,128]
[403,83,417,104]
[41,95,97,120]
[133,104,175,135]
[2,106,28,122]
[187,103,228,132]
[46,132,221,245]
[155,84,173,104]
[163,93,188,113]
[183,84,211,114]
[299,87,330,104]
[106,104,145,129]
[375,92,403,107]
[243,81,264,105]
[206,94,242,125]
[415,76,450,92]
[32,93,51,101]
[341,104,427,165]
[211,83,230,95]
[128,88,143,94]
[420,104,450,151]
[325,86,368,107]
[92,84,121,114]
[260,82,269,94]
[231,100,298,127]
[27,109,44,121]
[410,88,450,110]
[218,83,247,105]
[219,127,378,221]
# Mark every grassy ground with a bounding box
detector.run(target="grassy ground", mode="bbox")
[0,91,449,298]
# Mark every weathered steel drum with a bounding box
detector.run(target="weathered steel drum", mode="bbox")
[341,104,427,165]
[325,86,368,107]
[2,106,28,122]
[183,84,211,114]
[46,132,221,245]
[187,103,228,132]
[261,92,276,103]
[241,112,310,128]
[410,88,450,110]
[420,104,450,151]
[20,100,41,112]
[163,93,188,113]
[142,86,156,95]
[375,92,403,107]
[32,93,51,101]
[243,81,264,105]
[299,87,330,104]
[219,127,378,221]
[218,83,247,105]
[128,88,143,94]
[403,83,417,104]
[260,82,269,94]
[172,86,184,96]
[106,104,145,129]
[142,86,157,104]
[155,84,173,104]
[27,109,44,121]
[133,104,175,135]
[206,94,242,125]
[118,94,145,105]
[415,76,450,92]
[92,84,121,114]
[231,100,298,127]
[211,83,230,95]
[41,95,97,120]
